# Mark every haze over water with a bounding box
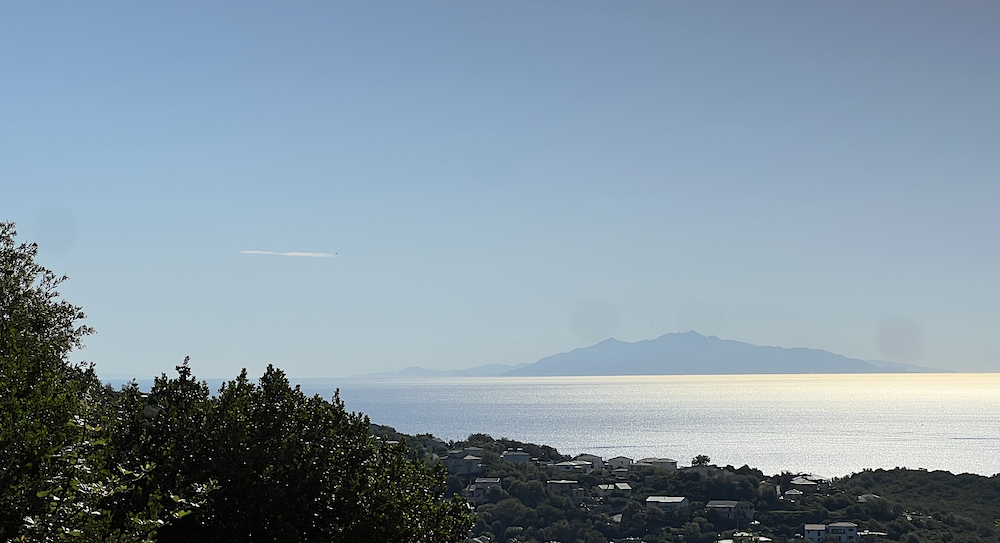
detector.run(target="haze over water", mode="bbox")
[302,373,1000,478]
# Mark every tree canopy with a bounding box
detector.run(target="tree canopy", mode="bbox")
[0,222,473,542]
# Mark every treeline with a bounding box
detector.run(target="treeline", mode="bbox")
[0,222,473,543]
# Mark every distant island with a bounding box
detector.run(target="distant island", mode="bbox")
[353,331,952,378]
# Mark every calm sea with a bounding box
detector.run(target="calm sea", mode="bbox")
[295,374,1000,478]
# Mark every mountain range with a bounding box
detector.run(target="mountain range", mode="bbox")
[351,331,951,378]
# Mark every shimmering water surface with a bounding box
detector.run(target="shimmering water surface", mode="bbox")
[296,374,1000,477]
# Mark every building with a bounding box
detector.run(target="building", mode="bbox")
[594,482,632,498]
[424,436,447,449]
[607,456,633,470]
[637,457,678,471]
[790,476,820,493]
[464,478,502,505]
[804,524,827,543]
[575,453,604,470]
[783,489,803,503]
[553,460,594,474]
[645,496,689,511]
[790,475,828,493]
[706,500,756,521]
[444,447,484,475]
[500,449,531,463]
[828,522,860,542]
[804,523,859,543]
[683,464,728,479]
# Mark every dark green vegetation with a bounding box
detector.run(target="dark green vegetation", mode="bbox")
[0,222,473,543]
[398,431,1000,543]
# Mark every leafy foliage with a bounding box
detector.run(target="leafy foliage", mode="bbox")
[114,361,473,543]
[0,222,97,539]
[0,222,474,543]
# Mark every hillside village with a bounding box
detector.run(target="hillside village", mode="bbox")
[373,426,1000,543]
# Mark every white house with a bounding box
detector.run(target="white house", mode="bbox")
[607,456,633,470]
[645,496,689,511]
[575,453,604,470]
[594,482,632,498]
[500,449,531,463]
[804,523,859,543]
[553,460,594,474]
[444,447,484,475]
[790,475,827,493]
[827,522,860,542]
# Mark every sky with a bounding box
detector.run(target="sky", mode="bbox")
[2,1,999,378]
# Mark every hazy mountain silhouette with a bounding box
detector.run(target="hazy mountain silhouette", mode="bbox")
[502,331,941,376]
[347,331,952,378]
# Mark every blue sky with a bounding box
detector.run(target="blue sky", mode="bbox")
[2,1,998,377]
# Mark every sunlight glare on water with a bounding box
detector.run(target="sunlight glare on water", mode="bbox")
[300,373,1000,477]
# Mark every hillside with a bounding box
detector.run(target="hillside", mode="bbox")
[372,427,1000,543]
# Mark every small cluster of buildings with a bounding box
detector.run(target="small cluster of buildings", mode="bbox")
[780,475,829,503]
[451,446,683,478]
[454,448,865,542]
[804,522,859,543]
[464,449,762,522]
[602,455,679,476]
[444,446,485,475]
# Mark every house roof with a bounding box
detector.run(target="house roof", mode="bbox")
[804,524,826,531]
[647,496,686,505]
[501,450,530,457]
[829,522,858,528]
[707,500,739,508]
[475,478,501,484]
[547,480,578,484]
[609,456,633,461]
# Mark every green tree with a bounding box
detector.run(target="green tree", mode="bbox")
[1,222,204,542]
[116,361,473,543]
[1,222,472,542]
[0,222,95,539]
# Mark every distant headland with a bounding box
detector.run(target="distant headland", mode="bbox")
[351,331,952,378]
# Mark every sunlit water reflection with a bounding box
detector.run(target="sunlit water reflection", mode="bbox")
[297,373,1000,477]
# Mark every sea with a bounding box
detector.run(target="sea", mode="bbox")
[294,373,1000,478]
